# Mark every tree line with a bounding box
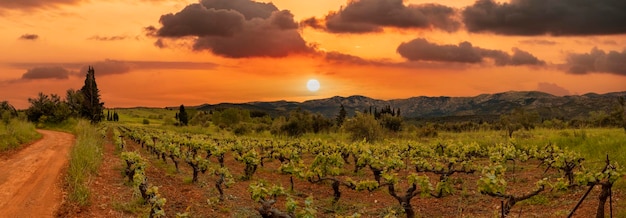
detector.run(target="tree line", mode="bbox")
[23,66,105,125]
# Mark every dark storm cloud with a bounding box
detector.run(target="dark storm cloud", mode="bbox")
[199,0,277,20]
[510,48,545,66]
[19,34,39,40]
[153,0,312,58]
[304,0,460,33]
[537,82,571,96]
[397,38,545,66]
[22,67,71,80]
[0,0,83,10]
[566,48,626,75]
[191,13,311,58]
[157,3,246,37]
[463,0,626,36]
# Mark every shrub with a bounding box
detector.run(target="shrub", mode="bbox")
[343,112,382,142]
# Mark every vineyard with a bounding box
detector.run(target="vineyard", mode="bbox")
[80,124,625,218]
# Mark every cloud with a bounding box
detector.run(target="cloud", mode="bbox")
[396,38,545,66]
[320,51,471,71]
[566,47,626,75]
[21,67,71,80]
[156,4,246,37]
[19,34,39,40]
[324,51,386,66]
[87,35,131,41]
[537,82,571,96]
[199,0,277,20]
[303,0,460,33]
[127,60,218,70]
[462,0,626,36]
[0,0,83,10]
[12,60,217,72]
[152,0,311,58]
[79,60,132,76]
[519,39,557,45]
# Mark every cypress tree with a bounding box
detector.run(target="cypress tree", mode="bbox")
[80,66,104,123]
[113,112,119,122]
[336,104,347,126]
[178,105,188,126]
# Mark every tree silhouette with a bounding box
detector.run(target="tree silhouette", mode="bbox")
[79,66,104,123]
[336,104,347,126]
[178,104,188,126]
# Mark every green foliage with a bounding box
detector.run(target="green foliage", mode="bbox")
[26,92,72,124]
[249,181,286,202]
[500,108,539,137]
[0,118,41,151]
[143,119,150,125]
[477,164,507,194]
[379,113,403,132]
[147,186,167,218]
[343,112,382,142]
[0,101,18,123]
[65,89,84,117]
[212,108,251,129]
[67,120,104,206]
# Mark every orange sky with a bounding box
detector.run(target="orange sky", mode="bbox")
[1,0,625,109]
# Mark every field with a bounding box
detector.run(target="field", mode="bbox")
[54,109,626,218]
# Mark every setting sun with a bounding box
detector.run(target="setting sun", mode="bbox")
[307,79,320,92]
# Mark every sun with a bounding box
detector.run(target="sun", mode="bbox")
[307,79,320,92]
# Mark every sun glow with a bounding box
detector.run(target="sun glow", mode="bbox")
[307,79,320,92]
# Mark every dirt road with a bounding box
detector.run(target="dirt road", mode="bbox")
[0,130,74,218]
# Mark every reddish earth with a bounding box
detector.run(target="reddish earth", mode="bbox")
[57,132,624,218]
[0,130,74,218]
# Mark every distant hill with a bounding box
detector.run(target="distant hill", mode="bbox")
[192,91,626,122]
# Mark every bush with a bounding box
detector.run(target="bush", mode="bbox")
[0,118,41,151]
[380,114,403,132]
[233,123,252,135]
[416,125,438,138]
[343,112,382,142]
[143,119,150,125]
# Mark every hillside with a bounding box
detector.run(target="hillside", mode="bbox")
[194,91,626,122]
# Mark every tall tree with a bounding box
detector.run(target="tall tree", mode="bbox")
[25,93,70,123]
[0,101,18,123]
[65,88,84,117]
[79,66,104,123]
[178,104,188,126]
[0,101,17,117]
[336,104,347,126]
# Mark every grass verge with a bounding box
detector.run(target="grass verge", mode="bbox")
[0,118,41,152]
[66,119,104,206]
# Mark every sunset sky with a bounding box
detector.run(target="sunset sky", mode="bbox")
[1,0,625,109]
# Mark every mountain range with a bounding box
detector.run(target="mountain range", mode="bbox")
[192,91,626,123]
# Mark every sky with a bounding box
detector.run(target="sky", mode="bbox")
[1,0,625,109]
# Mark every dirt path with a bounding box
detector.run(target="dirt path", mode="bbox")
[0,130,74,218]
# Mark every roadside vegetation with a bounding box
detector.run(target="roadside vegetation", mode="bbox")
[66,120,105,205]
[0,118,41,152]
[0,101,41,152]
